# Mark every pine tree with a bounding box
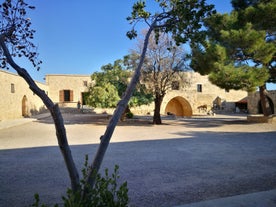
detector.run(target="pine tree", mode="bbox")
[191,0,276,116]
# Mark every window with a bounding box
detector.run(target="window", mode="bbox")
[11,83,15,93]
[197,84,202,92]
[64,90,71,101]
[83,81,88,87]
[171,81,180,90]
[59,90,73,102]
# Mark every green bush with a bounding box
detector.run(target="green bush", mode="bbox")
[126,112,134,119]
[31,155,129,207]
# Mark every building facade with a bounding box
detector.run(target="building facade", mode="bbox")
[1,69,254,120]
[131,72,248,116]
[45,74,91,107]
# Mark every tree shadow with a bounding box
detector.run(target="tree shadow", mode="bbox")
[173,117,254,128]
[148,114,257,129]
[34,113,154,127]
[1,130,276,207]
[34,112,254,129]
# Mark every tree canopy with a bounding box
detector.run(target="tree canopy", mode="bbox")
[0,0,42,70]
[127,0,215,45]
[86,57,153,108]
[190,0,276,92]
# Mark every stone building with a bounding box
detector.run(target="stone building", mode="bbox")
[0,69,48,120]
[1,69,250,120]
[0,70,92,120]
[45,74,91,107]
[131,72,248,116]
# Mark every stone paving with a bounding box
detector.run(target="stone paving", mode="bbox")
[0,113,276,207]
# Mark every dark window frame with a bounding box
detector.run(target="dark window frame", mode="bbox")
[63,90,71,102]
[197,84,202,92]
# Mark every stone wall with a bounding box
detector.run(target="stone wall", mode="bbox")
[0,70,48,120]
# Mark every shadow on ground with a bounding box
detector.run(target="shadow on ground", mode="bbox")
[34,112,252,129]
[1,130,276,207]
[35,113,154,126]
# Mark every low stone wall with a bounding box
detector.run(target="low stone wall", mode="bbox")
[247,114,276,123]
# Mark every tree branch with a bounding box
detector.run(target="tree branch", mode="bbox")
[0,34,80,192]
[86,21,157,188]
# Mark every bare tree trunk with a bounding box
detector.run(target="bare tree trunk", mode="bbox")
[86,24,156,188]
[153,94,164,125]
[0,35,80,192]
[259,85,271,116]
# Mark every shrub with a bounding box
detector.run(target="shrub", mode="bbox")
[126,112,134,119]
[31,155,129,207]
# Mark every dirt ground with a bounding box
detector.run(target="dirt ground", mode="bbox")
[0,113,276,207]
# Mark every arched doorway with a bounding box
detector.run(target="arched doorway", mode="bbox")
[165,96,193,116]
[22,95,28,117]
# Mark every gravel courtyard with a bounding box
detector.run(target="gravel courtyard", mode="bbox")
[0,113,276,207]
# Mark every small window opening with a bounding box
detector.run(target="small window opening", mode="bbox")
[11,83,15,93]
[197,84,202,92]
[64,90,71,102]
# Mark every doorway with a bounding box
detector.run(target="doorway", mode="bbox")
[22,95,28,117]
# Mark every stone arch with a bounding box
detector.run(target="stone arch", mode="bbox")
[22,95,29,117]
[165,96,193,116]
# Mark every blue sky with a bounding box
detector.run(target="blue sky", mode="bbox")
[10,0,276,90]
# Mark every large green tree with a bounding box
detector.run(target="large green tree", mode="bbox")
[191,0,276,116]
[86,57,153,109]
